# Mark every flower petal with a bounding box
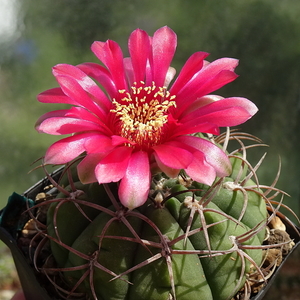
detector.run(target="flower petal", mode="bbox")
[36,107,110,135]
[37,117,101,135]
[183,95,224,115]
[44,133,91,165]
[173,122,220,137]
[53,64,111,112]
[84,134,114,153]
[151,26,177,87]
[55,74,106,118]
[153,157,181,178]
[175,135,232,177]
[94,146,132,183]
[111,135,134,147]
[170,51,209,94]
[180,97,258,127]
[77,62,118,99]
[128,28,151,83]
[153,143,193,170]
[200,69,238,95]
[184,151,217,185]
[123,58,135,87]
[78,153,105,184]
[36,111,102,135]
[37,87,75,105]
[118,151,150,210]
[164,67,176,87]
[175,58,239,115]
[91,40,127,91]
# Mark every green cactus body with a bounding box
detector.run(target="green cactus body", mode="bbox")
[47,182,113,266]
[46,156,267,300]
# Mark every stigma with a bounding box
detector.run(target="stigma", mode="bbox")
[111,81,176,148]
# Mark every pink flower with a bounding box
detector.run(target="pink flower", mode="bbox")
[36,26,257,210]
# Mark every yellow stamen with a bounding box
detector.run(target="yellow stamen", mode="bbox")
[111,82,176,148]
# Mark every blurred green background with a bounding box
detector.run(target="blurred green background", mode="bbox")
[0,0,300,298]
[1,0,299,220]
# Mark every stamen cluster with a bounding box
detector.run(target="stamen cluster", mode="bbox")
[111,82,176,148]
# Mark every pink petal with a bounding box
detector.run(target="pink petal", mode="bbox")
[118,151,150,210]
[173,122,220,137]
[170,51,209,94]
[128,28,151,83]
[177,58,238,94]
[37,117,101,135]
[44,133,92,165]
[184,151,217,185]
[153,158,181,178]
[175,135,232,177]
[77,153,105,184]
[111,135,134,147]
[153,143,193,170]
[36,108,110,135]
[123,58,135,87]
[55,74,106,118]
[36,111,107,135]
[192,70,239,99]
[164,67,176,87]
[183,95,224,115]
[176,70,239,117]
[145,59,153,85]
[201,57,239,79]
[84,134,114,153]
[53,64,111,112]
[174,58,239,115]
[37,87,76,105]
[91,40,127,91]
[77,62,118,99]
[180,97,258,127]
[151,26,177,87]
[94,146,132,183]
[65,106,111,129]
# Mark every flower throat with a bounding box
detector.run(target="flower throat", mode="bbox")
[111,81,176,149]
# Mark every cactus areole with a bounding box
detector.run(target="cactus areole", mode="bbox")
[1,26,297,300]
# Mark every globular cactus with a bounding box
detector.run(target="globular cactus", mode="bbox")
[22,130,294,300]
[14,26,298,300]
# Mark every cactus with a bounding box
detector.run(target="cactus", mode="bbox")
[17,130,295,300]
[8,26,298,300]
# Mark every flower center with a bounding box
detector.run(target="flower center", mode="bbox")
[111,81,176,148]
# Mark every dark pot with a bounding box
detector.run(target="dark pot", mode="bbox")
[1,169,299,300]
[0,168,63,300]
